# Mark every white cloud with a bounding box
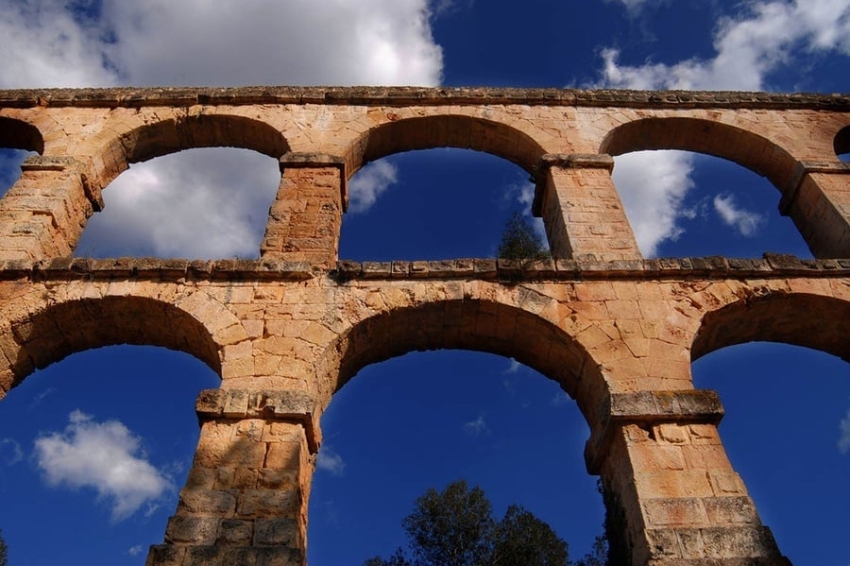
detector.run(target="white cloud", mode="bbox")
[463,415,489,437]
[598,0,850,255]
[0,1,117,89]
[713,195,764,236]
[34,410,173,522]
[317,446,346,476]
[0,0,443,89]
[77,148,281,259]
[349,161,400,214]
[599,0,850,91]
[0,0,445,258]
[611,150,695,257]
[0,438,23,465]
[839,406,850,454]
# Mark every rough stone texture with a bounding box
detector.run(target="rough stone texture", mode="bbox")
[1,86,848,565]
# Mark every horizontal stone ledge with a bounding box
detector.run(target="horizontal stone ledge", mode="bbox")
[146,544,303,566]
[278,152,344,169]
[645,559,792,566]
[0,255,846,282]
[19,155,84,172]
[585,390,724,474]
[607,390,725,424]
[16,257,316,281]
[644,526,788,564]
[538,153,615,171]
[2,86,849,110]
[195,389,320,453]
[196,389,315,419]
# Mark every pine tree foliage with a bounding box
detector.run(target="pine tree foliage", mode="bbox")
[363,480,569,566]
[497,212,550,261]
[0,529,8,566]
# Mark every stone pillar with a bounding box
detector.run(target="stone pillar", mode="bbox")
[260,153,346,267]
[533,154,641,261]
[0,156,102,260]
[147,390,319,566]
[585,390,790,566]
[779,161,850,258]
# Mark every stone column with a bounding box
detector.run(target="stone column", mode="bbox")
[585,390,790,566]
[0,156,102,260]
[779,161,850,258]
[533,154,641,261]
[146,390,319,566]
[260,153,346,268]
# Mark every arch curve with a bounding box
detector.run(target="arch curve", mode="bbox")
[0,116,44,154]
[325,298,605,419]
[692,292,850,362]
[600,117,798,192]
[348,115,547,176]
[835,125,850,158]
[1,295,222,394]
[92,113,290,190]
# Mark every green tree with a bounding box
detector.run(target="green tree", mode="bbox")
[363,480,569,566]
[0,529,8,566]
[497,212,550,261]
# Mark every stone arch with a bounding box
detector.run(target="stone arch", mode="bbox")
[691,291,850,362]
[600,116,798,193]
[0,294,223,398]
[835,124,850,159]
[324,297,606,421]
[0,116,44,154]
[93,113,290,189]
[347,114,547,177]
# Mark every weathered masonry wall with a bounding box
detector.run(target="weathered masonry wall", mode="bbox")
[0,87,849,566]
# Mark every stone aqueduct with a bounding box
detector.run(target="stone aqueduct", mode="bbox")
[0,86,849,565]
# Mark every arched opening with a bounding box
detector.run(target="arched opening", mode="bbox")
[835,125,850,162]
[0,345,220,565]
[692,293,850,565]
[602,118,810,258]
[341,149,542,260]
[76,148,281,258]
[340,115,548,261]
[78,115,288,259]
[0,294,223,564]
[309,350,606,565]
[2,295,222,390]
[307,298,614,563]
[692,344,849,565]
[0,116,44,197]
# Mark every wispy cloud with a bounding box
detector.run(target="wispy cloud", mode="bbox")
[839,405,850,454]
[34,411,173,522]
[713,195,764,236]
[317,446,346,476]
[504,359,522,374]
[128,545,145,557]
[551,392,570,407]
[463,415,489,437]
[348,161,400,214]
[0,438,23,465]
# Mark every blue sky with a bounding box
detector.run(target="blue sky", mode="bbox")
[0,1,849,565]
